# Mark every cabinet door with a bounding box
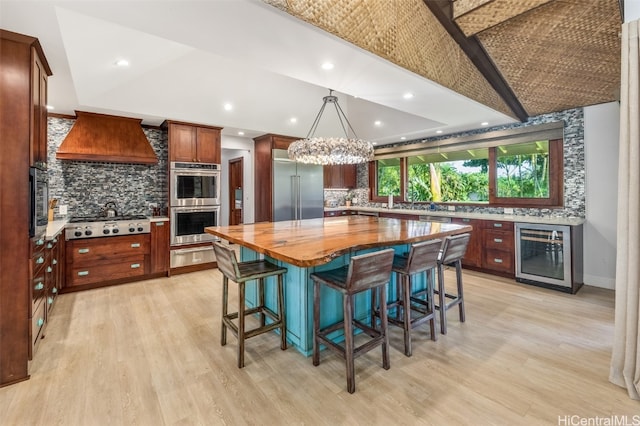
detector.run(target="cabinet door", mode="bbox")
[169,124,197,162]
[451,218,482,267]
[323,165,342,188]
[150,221,170,274]
[196,127,221,163]
[342,164,357,188]
[31,48,48,167]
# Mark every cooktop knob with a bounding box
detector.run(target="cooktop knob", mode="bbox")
[74,230,82,237]
[129,227,135,232]
[137,224,144,232]
[112,228,119,234]
[103,229,110,235]
[85,230,92,236]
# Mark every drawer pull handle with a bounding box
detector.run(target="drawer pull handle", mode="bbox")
[78,271,89,276]
[52,238,58,243]
[155,222,165,226]
[52,259,58,265]
[494,258,503,263]
[462,218,470,222]
[36,239,44,246]
[131,263,141,269]
[131,243,141,248]
[52,287,58,294]
[48,297,54,305]
[34,282,44,291]
[36,256,44,264]
[494,238,503,243]
[47,266,52,273]
[78,248,89,254]
[37,318,44,327]
[493,223,503,228]
[47,243,53,249]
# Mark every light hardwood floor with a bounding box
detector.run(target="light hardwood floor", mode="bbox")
[1,268,638,425]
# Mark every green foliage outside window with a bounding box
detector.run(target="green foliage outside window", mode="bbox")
[496,141,549,198]
[377,158,400,196]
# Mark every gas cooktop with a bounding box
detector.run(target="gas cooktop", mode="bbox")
[68,214,148,223]
[66,215,150,239]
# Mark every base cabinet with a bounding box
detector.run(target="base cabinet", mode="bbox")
[65,235,150,288]
[481,221,515,275]
[451,218,482,267]
[150,220,170,274]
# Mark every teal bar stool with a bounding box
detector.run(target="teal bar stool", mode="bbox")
[213,242,287,368]
[311,248,395,394]
[435,233,471,335]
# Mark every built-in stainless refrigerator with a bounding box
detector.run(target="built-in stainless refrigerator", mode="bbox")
[273,149,324,221]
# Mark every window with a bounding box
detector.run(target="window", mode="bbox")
[370,138,563,208]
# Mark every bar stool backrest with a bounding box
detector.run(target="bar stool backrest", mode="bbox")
[213,242,240,280]
[439,233,471,265]
[346,248,395,293]
[406,239,442,275]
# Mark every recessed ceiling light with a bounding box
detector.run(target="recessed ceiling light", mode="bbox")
[374,120,382,126]
[46,105,54,110]
[481,121,489,126]
[115,59,129,67]
[290,117,297,123]
[321,62,334,70]
[372,142,378,145]
[400,136,406,140]
[238,131,245,136]
[403,92,414,99]
[436,130,443,134]
[224,103,233,111]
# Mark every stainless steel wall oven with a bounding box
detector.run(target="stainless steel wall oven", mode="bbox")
[170,162,220,207]
[170,205,219,246]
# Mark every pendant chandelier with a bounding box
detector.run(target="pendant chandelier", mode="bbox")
[288,89,374,165]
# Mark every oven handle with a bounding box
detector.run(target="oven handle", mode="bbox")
[172,246,214,255]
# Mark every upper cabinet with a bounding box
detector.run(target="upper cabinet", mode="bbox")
[31,47,49,169]
[164,121,222,164]
[323,164,357,189]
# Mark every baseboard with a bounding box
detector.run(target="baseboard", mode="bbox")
[583,273,615,290]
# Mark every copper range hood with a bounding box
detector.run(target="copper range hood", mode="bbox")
[56,111,158,164]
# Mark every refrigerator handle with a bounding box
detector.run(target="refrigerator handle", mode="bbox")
[291,175,297,220]
[297,175,302,220]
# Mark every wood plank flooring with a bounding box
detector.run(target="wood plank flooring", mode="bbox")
[1,268,638,425]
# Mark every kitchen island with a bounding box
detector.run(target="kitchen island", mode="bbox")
[206,216,472,354]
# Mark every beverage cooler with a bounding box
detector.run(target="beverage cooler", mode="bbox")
[515,222,583,293]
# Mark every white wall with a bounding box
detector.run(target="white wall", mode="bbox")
[583,102,620,289]
[625,0,640,21]
[220,135,254,226]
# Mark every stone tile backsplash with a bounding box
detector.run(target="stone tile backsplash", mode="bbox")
[48,117,168,219]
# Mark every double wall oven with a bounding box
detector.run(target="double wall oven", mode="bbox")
[169,162,220,267]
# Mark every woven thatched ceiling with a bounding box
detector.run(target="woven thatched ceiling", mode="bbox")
[266,0,622,120]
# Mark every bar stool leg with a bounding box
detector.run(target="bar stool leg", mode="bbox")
[437,264,447,335]
[427,269,437,341]
[277,274,287,350]
[402,274,412,357]
[456,261,466,323]
[221,276,229,346]
[380,285,390,370]
[343,293,356,394]
[238,282,246,368]
[312,281,321,366]
[258,277,266,327]
[370,284,378,330]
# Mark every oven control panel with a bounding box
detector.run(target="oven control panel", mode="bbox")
[66,218,150,240]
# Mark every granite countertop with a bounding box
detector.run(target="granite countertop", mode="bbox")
[324,206,585,226]
[45,219,68,240]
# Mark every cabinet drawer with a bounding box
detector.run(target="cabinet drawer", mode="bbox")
[482,249,514,273]
[31,298,46,347]
[324,211,339,217]
[484,229,514,251]
[32,267,46,303]
[68,255,147,287]
[68,235,150,264]
[482,220,514,231]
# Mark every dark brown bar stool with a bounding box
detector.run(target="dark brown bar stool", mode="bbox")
[384,239,442,357]
[311,248,395,394]
[213,242,287,368]
[435,233,471,335]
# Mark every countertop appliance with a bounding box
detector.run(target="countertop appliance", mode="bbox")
[515,222,583,293]
[66,215,150,240]
[272,149,323,221]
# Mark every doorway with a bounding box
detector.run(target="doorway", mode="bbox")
[228,157,243,225]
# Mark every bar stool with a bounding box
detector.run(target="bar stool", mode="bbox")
[435,233,471,335]
[384,239,442,357]
[311,248,395,394]
[213,242,287,368]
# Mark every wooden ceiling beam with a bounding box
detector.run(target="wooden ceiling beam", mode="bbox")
[424,0,529,122]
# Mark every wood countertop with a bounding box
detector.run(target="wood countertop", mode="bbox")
[205,216,472,267]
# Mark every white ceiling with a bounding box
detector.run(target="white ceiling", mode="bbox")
[0,0,517,145]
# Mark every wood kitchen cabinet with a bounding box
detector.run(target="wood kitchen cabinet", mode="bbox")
[451,217,482,268]
[165,121,222,164]
[65,235,150,288]
[481,220,515,276]
[323,164,357,189]
[253,133,299,223]
[150,220,170,275]
[1,30,52,386]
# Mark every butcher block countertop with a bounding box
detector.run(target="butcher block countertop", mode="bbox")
[205,216,472,267]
